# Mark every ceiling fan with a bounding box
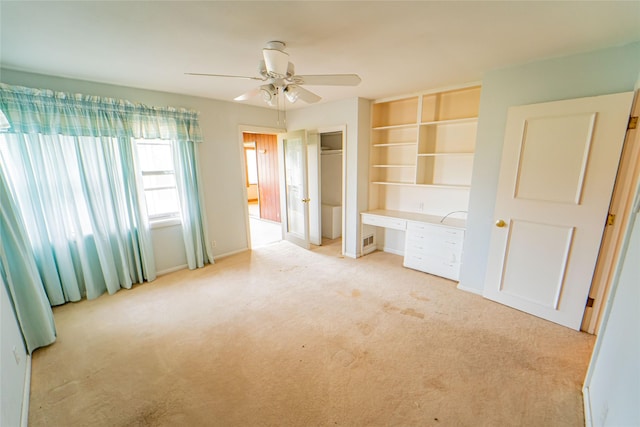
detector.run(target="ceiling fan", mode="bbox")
[186,41,361,106]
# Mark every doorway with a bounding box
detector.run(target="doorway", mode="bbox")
[243,131,282,248]
[318,130,344,248]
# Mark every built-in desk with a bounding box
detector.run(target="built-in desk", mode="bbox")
[361,210,466,281]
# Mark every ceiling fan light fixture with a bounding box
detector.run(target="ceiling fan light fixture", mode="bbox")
[260,84,277,106]
[284,85,300,103]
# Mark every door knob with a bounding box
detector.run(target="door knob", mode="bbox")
[495,219,506,228]
[302,198,310,203]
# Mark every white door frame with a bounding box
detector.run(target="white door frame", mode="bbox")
[584,91,640,333]
[317,125,347,255]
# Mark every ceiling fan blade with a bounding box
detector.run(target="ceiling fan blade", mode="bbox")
[294,86,322,104]
[185,72,265,81]
[294,74,361,86]
[234,87,261,101]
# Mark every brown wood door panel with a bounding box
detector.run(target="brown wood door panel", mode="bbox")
[244,132,281,223]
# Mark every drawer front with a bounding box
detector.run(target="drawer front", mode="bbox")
[403,254,460,281]
[407,221,464,240]
[405,241,463,263]
[406,234,463,255]
[426,259,460,281]
[405,223,464,261]
[404,253,428,271]
[361,214,407,231]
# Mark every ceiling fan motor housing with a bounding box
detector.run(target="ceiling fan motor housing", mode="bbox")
[263,41,290,78]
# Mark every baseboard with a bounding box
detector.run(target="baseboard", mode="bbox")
[456,283,483,295]
[383,247,404,257]
[344,251,357,259]
[21,354,31,427]
[583,385,593,427]
[214,248,249,260]
[156,264,188,276]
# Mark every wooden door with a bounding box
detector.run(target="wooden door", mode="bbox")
[243,133,280,222]
[483,92,634,330]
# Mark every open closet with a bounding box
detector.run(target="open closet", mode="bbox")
[319,131,343,242]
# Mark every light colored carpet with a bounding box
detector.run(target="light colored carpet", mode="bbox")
[249,217,282,249]
[29,239,595,426]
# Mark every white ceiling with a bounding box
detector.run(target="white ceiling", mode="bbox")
[1,1,639,108]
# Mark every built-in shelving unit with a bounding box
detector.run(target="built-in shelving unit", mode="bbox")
[363,84,481,275]
[370,85,481,189]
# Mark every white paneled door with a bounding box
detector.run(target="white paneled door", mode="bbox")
[278,130,311,249]
[483,92,634,330]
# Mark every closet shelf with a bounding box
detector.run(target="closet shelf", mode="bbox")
[321,149,343,154]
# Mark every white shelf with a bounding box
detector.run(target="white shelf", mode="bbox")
[369,83,480,227]
[372,123,418,131]
[371,181,470,189]
[419,117,478,126]
[372,142,416,147]
[372,164,416,168]
[417,152,474,157]
[371,181,416,186]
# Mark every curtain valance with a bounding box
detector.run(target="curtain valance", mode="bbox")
[0,83,202,143]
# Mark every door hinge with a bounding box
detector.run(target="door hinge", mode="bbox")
[607,213,616,226]
[629,116,638,130]
[586,297,595,308]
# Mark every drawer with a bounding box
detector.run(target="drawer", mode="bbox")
[407,221,464,240]
[427,261,460,281]
[406,242,462,263]
[361,214,407,231]
[406,232,463,250]
[404,253,428,271]
[404,254,460,281]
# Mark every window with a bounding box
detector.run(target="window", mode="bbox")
[136,139,181,222]
[244,144,258,186]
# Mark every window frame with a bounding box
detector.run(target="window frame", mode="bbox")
[244,142,258,187]
[135,138,182,226]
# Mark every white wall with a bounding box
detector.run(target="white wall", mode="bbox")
[320,151,342,206]
[320,132,343,208]
[286,97,371,258]
[584,191,640,426]
[1,277,29,427]
[459,41,640,293]
[0,68,281,267]
[152,223,188,274]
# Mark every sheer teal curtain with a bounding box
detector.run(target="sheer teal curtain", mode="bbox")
[0,83,209,352]
[0,171,56,353]
[0,133,154,303]
[174,140,213,268]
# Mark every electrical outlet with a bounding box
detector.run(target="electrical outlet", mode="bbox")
[418,202,424,212]
[212,240,217,247]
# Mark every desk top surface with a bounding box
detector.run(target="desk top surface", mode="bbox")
[362,209,467,230]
